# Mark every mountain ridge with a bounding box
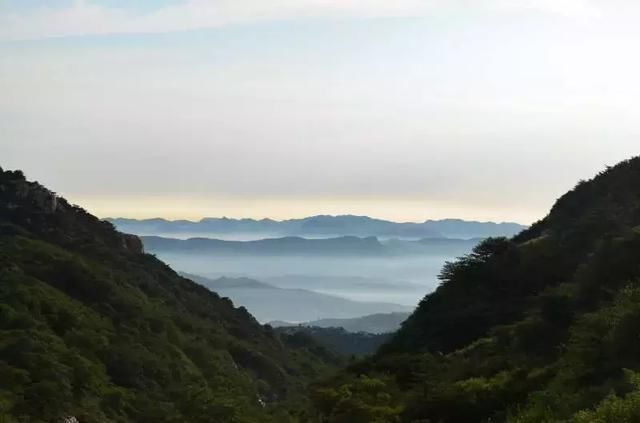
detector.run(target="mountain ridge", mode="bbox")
[182,274,412,323]
[142,235,387,256]
[141,234,481,257]
[0,166,340,422]
[109,215,526,240]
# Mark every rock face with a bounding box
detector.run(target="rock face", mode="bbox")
[122,233,144,254]
[10,174,60,214]
[0,168,142,255]
[1,172,47,212]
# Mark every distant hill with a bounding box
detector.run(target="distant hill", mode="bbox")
[109,215,526,240]
[184,274,412,322]
[143,235,387,256]
[143,237,479,307]
[302,312,411,334]
[264,274,426,294]
[142,235,480,257]
[386,237,483,255]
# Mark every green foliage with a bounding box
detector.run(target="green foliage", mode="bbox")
[387,236,534,354]
[276,326,391,357]
[312,156,640,422]
[572,371,640,423]
[312,375,402,423]
[8,157,640,422]
[0,168,339,422]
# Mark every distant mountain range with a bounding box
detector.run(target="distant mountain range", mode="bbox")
[142,235,481,257]
[143,235,387,256]
[183,274,412,322]
[264,274,426,293]
[270,312,411,334]
[109,215,526,240]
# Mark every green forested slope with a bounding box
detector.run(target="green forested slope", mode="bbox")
[312,156,640,422]
[8,156,640,423]
[0,168,340,422]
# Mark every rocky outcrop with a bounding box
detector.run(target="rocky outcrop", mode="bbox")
[3,173,60,214]
[122,233,144,254]
[28,184,59,214]
[1,168,143,255]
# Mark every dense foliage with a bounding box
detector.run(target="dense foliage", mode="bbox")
[7,156,640,422]
[0,168,340,422]
[275,327,391,357]
[311,156,640,422]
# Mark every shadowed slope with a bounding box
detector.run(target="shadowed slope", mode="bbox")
[0,167,340,422]
[311,156,640,422]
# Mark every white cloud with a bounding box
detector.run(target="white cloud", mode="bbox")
[0,0,601,41]
[495,0,600,18]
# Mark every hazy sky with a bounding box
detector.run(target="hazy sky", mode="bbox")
[1,0,639,224]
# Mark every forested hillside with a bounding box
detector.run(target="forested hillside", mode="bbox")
[7,156,640,423]
[274,326,391,357]
[311,157,640,422]
[0,168,340,422]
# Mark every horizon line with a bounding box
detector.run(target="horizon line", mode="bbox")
[103,213,528,226]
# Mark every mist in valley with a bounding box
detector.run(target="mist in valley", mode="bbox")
[114,218,503,323]
[155,251,456,306]
[138,234,482,323]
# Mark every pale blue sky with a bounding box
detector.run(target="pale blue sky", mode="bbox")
[1,1,639,223]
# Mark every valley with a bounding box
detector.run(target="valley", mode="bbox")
[3,4,637,420]
[5,158,640,421]
[113,225,489,323]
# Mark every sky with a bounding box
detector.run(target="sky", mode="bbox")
[1,0,639,224]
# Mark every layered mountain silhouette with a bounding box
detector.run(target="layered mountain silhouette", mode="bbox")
[142,235,480,257]
[143,235,387,256]
[141,236,478,309]
[183,274,411,323]
[109,215,525,240]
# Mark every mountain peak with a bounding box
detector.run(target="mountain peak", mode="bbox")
[1,167,143,254]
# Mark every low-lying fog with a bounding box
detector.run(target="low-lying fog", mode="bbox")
[113,220,490,322]
[151,250,469,306]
